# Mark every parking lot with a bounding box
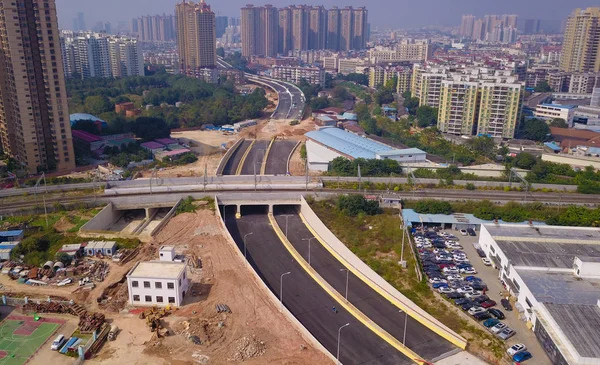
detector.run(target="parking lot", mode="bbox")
[415,228,552,365]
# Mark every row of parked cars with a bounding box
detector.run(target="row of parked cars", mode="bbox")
[416,229,534,363]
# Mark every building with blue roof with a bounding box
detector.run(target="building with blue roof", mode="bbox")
[534,104,577,126]
[70,113,108,131]
[0,230,24,241]
[305,127,426,171]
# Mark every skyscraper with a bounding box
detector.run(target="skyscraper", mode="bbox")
[327,7,340,51]
[291,5,308,51]
[460,15,475,38]
[523,19,541,34]
[308,6,327,50]
[278,6,292,54]
[176,0,216,74]
[73,12,86,31]
[0,0,75,173]
[560,8,600,73]
[339,6,354,51]
[352,7,368,50]
[241,5,278,57]
[216,16,228,38]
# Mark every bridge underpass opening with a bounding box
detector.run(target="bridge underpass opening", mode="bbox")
[273,205,300,216]
[239,205,269,217]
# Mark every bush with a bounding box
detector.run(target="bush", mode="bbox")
[336,194,381,217]
[300,144,307,160]
[176,196,197,215]
[289,120,300,126]
[466,183,476,190]
[414,200,453,215]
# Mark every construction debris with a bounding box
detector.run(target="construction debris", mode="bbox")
[227,335,266,362]
[79,312,106,333]
[20,301,106,333]
[140,307,170,337]
[112,247,140,265]
[215,304,231,314]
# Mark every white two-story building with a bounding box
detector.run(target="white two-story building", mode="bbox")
[127,246,189,307]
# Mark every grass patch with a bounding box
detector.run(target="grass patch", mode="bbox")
[176,196,198,215]
[310,198,506,362]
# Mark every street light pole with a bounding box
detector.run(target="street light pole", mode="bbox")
[243,232,254,260]
[302,237,316,266]
[336,323,350,364]
[340,268,349,301]
[399,309,408,347]
[281,214,293,237]
[279,271,291,311]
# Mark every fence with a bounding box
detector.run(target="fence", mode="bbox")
[2,295,73,307]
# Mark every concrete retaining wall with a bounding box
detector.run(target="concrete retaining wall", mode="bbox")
[215,138,244,176]
[80,203,119,232]
[150,199,183,236]
[299,196,467,349]
[215,198,335,363]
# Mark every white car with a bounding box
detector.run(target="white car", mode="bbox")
[490,322,507,334]
[438,287,454,294]
[465,290,483,298]
[453,254,467,260]
[433,248,449,255]
[468,306,486,315]
[457,286,474,294]
[460,229,468,236]
[442,267,459,274]
[445,274,463,281]
[460,267,477,274]
[482,258,492,266]
[429,277,447,284]
[507,343,527,356]
[454,258,470,264]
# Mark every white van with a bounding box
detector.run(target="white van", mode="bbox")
[51,334,65,351]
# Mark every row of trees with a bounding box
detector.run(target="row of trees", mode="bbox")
[336,194,381,217]
[328,157,402,177]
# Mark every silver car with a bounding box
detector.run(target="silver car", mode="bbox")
[496,328,516,340]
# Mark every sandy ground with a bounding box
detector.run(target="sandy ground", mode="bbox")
[89,209,330,365]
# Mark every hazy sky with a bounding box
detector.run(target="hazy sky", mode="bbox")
[55,0,599,29]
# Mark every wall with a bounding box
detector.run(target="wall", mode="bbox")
[150,199,182,236]
[306,139,341,172]
[542,153,600,170]
[79,203,119,232]
[299,196,467,349]
[127,268,186,307]
[215,138,244,176]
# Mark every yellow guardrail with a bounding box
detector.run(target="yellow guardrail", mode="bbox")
[235,140,255,175]
[298,211,467,350]
[268,213,429,365]
[261,137,276,175]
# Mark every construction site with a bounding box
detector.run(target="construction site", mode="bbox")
[0,207,329,365]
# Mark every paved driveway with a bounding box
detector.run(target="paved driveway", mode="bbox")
[459,234,552,365]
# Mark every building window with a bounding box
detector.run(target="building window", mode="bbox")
[168,297,175,303]
[133,295,140,301]
[167,282,174,289]
[525,297,532,308]
[156,296,163,303]
[155,282,162,289]
[179,279,181,286]
[132,281,138,288]
[145,295,152,302]
[143,281,150,288]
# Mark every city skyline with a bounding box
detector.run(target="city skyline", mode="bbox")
[54,0,599,30]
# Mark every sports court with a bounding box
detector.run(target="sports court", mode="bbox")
[0,314,64,365]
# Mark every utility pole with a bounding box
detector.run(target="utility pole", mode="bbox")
[203,163,208,192]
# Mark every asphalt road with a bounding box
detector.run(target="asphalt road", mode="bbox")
[222,140,252,175]
[265,140,298,175]
[240,140,269,175]
[273,207,457,362]
[224,206,412,365]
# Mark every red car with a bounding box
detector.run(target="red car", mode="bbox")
[480,300,497,308]
[438,263,456,269]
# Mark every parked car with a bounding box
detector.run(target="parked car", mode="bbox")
[507,343,527,356]
[461,302,476,311]
[512,351,532,362]
[457,286,474,294]
[476,248,486,257]
[445,292,464,299]
[483,318,500,328]
[432,282,449,289]
[482,258,492,266]
[445,274,463,281]
[438,287,454,294]
[480,300,497,308]
[490,322,507,334]
[460,229,468,236]
[473,312,491,321]
[501,298,513,311]
[464,276,482,282]
[464,291,483,299]
[454,257,470,264]
[454,298,471,306]
[468,306,486,315]
[442,268,460,275]
[487,308,505,320]
[471,283,488,291]
[467,228,476,236]
[497,328,516,340]
[473,295,490,304]
[51,334,66,351]
[429,277,447,284]
[460,267,477,274]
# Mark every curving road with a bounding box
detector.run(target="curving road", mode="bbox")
[273,207,458,362]
[224,206,413,365]
[222,140,253,176]
[265,140,298,176]
[240,140,269,175]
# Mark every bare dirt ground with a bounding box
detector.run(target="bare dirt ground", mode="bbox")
[90,209,330,365]
[239,118,315,141]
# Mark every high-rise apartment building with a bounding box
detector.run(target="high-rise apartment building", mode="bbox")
[0,0,75,173]
[73,12,86,31]
[523,19,541,35]
[438,79,480,136]
[560,8,600,73]
[460,15,475,38]
[459,14,518,43]
[477,81,523,138]
[176,0,216,75]
[216,15,228,38]
[242,4,366,57]
[132,14,176,42]
[61,31,144,79]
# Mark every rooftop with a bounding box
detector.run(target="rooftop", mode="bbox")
[539,103,577,110]
[0,230,23,237]
[155,138,177,145]
[544,303,600,358]
[128,261,186,279]
[403,210,539,228]
[517,270,600,305]
[141,141,165,150]
[72,130,103,143]
[484,224,600,241]
[86,241,116,249]
[306,127,412,159]
[70,113,107,125]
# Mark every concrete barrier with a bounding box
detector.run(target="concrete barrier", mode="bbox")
[149,199,183,236]
[215,138,244,176]
[236,140,255,175]
[268,213,426,364]
[261,137,276,175]
[287,141,302,176]
[80,203,118,232]
[299,196,468,350]
[215,198,336,364]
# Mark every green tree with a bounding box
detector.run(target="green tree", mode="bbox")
[465,136,496,159]
[84,95,113,115]
[549,118,568,128]
[512,152,537,170]
[71,120,101,134]
[374,87,394,105]
[416,106,438,127]
[534,80,553,93]
[336,194,381,216]
[521,118,550,141]
[132,117,171,141]
[414,200,452,214]
[403,97,419,115]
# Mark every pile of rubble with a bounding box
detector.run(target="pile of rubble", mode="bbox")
[22,301,73,314]
[227,335,266,361]
[20,301,105,333]
[1,258,110,287]
[140,307,170,338]
[96,274,129,312]
[79,312,106,333]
